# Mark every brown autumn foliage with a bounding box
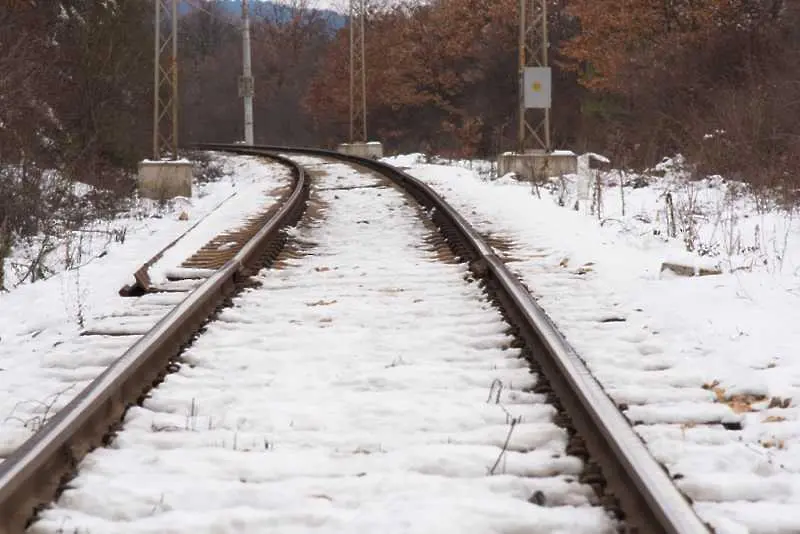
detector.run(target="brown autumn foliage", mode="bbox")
[562,0,800,194]
[0,0,797,286]
[305,0,588,157]
[0,0,153,288]
[304,0,799,199]
[306,0,522,156]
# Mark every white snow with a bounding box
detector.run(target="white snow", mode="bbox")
[387,153,800,533]
[141,158,192,165]
[6,146,800,531]
[0,154,290,461]
[30,156,614,533]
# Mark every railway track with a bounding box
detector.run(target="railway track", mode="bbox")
[0,146,708,533]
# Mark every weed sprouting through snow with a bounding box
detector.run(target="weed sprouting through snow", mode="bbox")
[485,380,523,475]
[487,378,503,404]
[185,398,199,431]
[4,385,75,434]
[488,416,521,476]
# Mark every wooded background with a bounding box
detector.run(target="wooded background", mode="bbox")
[1,0,798,222]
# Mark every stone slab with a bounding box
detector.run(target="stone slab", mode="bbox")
[337,141,384,159]
[137,160,192,200]
[660,262,722,277]
[498,150,578,181]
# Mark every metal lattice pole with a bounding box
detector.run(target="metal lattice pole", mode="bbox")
[349,0,367,143]
[518,0,551,154]
[153,0,180,160]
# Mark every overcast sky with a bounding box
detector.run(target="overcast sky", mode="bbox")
[257,0,410,15]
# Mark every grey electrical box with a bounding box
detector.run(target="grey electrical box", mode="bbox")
[523,67,551,109]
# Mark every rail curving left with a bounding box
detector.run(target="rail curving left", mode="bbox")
[0,151,309,533]
[0,145,710,534]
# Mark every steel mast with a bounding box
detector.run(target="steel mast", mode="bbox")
[153,0,180,160]
[518,0,551,154]
[349,0,367,143]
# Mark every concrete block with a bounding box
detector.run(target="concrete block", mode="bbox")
[137,160,192,200]
[498,150,578,181]
[337,141,384,159]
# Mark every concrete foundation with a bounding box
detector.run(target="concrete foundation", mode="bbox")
[337,141,384,159]
[497,150,578,181]
[137,160,193,200]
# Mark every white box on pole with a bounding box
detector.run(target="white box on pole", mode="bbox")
[523,67,551,109]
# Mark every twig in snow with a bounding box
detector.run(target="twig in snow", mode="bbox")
[488,416,521,475]
[4,385,75,433]
[185,398,199,431]
[487,379,503,404]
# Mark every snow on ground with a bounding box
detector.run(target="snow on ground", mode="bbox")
[386,153,800,533]
[31,156,615,533]
[0,154,290,460]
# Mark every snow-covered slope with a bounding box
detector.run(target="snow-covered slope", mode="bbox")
[0,154,290,461]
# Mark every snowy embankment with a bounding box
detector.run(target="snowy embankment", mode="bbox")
[0,154,290,460]
[388,153,800,533]
[31,156,615,533]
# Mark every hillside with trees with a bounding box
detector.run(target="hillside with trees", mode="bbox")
[307,0,799,199]
[1,0,798,288]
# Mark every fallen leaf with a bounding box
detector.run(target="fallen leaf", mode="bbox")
[707,384,766,413]
[380,287,405,294]
[307,300,337,307]
[762,415,786,423]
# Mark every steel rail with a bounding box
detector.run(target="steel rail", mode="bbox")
[196,143,711,534]
[0,152,308,533]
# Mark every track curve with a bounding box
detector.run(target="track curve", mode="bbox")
[202,145,711,534]
[0,145,709,533]
[0,152,308,533]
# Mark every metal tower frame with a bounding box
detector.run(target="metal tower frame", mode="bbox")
[518,0,551,153]
[153,0,180,160]
[349,0,367,143]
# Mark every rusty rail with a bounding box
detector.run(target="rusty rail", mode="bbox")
[0,151,308,533]
[197,144,711,534]
[0,142,709,534]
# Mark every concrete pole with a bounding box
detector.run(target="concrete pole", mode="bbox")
[359,1,367,142]
[517,0,526,154]
[242,0,254,145]
[349,0,356,143]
